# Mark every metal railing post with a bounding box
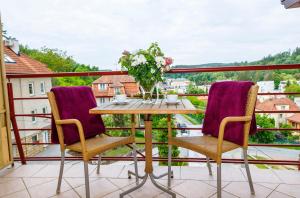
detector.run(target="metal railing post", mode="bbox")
[7,82,26,164]
[298,153,300,171]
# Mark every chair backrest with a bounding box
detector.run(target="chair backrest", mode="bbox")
[48,86,106,147]
[48,92,65,150]
[243,84,259,147]
[202,82,258,146]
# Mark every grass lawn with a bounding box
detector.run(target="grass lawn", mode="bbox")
[276,146,300,150]
[250,155,283,170]
[182,114,201,125]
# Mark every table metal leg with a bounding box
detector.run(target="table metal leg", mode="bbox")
[150,173,176,198]
[120,114,176,197]
[120,174,148,198]
[152,171,173,179]
[128,170,144,179]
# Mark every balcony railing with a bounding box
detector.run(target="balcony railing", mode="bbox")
[6,64,300,170]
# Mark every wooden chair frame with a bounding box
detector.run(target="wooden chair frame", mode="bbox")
[167,85,258,198]
[48,92,139,198]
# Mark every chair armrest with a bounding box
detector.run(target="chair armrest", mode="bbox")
[55,119,87,154]
[216,116,252,160]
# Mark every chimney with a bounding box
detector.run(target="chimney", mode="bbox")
[281,0,300,9]
[4,37,20,55]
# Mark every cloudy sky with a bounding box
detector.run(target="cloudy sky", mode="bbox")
[1,0,299,70]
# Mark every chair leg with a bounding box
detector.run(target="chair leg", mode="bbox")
[243,148,255,195]
[133,143,139,184]
[206,156,212,176]
[167,144,172,189]
[56,151,65,194]
[84,161,90,198]
[96,154,101,174]
[217,164,221,198]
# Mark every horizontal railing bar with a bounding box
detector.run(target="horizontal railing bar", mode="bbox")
[14,142,300,147]
[13,156,300,166]
[14,114,51,118]
[167,64,300,73]
[11,92,300,100]
[6,64,300,79]
[11,110,300,118]
[12,127,300,131]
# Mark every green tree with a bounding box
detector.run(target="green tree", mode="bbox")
[273,73,281,90]
[19,45,99,86]
[285,83,300,99]
[186,84,206,94]
[152,115,182,165]
[250,115,276,143]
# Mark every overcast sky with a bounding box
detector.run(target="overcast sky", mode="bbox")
[1,0,300,70]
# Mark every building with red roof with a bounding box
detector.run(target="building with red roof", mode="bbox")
[256,97,300,127]
[4,38,53,157]
[92,75,140,104]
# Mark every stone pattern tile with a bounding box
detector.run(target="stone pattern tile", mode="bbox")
[0,163,299,198]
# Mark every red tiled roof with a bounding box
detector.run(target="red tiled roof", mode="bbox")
[93,75,136,86]
[92,75,140,97]
[256,98,300,111]
[4,45,52,74]
[287,113,300,123]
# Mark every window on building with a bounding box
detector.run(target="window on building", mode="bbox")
[4,54,16,63]
[28,82,35,95]
[98,83,106,91]
[40,81,45,94]
[281,106,286,110]
[42,107,47,114]
[31,134,38,143]
[31,109,37,123]
[115,87,121,94]
[99,98,105,103]
[279,114,283,119]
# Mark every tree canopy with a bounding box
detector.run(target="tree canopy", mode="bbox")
[20,45,100,86]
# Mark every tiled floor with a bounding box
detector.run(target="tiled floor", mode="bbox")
[0,162,299,198]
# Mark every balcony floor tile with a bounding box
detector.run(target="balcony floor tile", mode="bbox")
[0,163,299,198]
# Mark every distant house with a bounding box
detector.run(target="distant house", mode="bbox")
[256,98,300,127]
[287,114,300,129]
[166,78,191,94]
[4,38,53,157]
[92,75,140,104]
[256,81,289,102]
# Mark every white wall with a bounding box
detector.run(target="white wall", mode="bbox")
[11,78,52,139]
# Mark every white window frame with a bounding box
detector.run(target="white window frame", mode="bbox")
[40,81,45,94]
[31,109,37,123]
[98,83,106,91]
[28,82,35,96]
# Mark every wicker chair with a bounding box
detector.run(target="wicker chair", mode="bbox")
[167,84,258,198]
[48,91,139,198]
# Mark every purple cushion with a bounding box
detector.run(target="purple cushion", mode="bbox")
[51,86,105,145]
[202,81,257,146]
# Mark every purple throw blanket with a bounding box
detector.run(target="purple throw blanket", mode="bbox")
[51,86,105,145]
[202,81,257,146]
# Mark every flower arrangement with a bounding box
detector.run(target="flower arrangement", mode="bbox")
[119,43,173,92]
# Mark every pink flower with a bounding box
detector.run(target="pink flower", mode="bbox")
[122,50,130,55]
[164,57,173,66]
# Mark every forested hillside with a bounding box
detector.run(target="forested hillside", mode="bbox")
[168,48,300,84]
[21,45,300,86]
[20,45,100,86]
